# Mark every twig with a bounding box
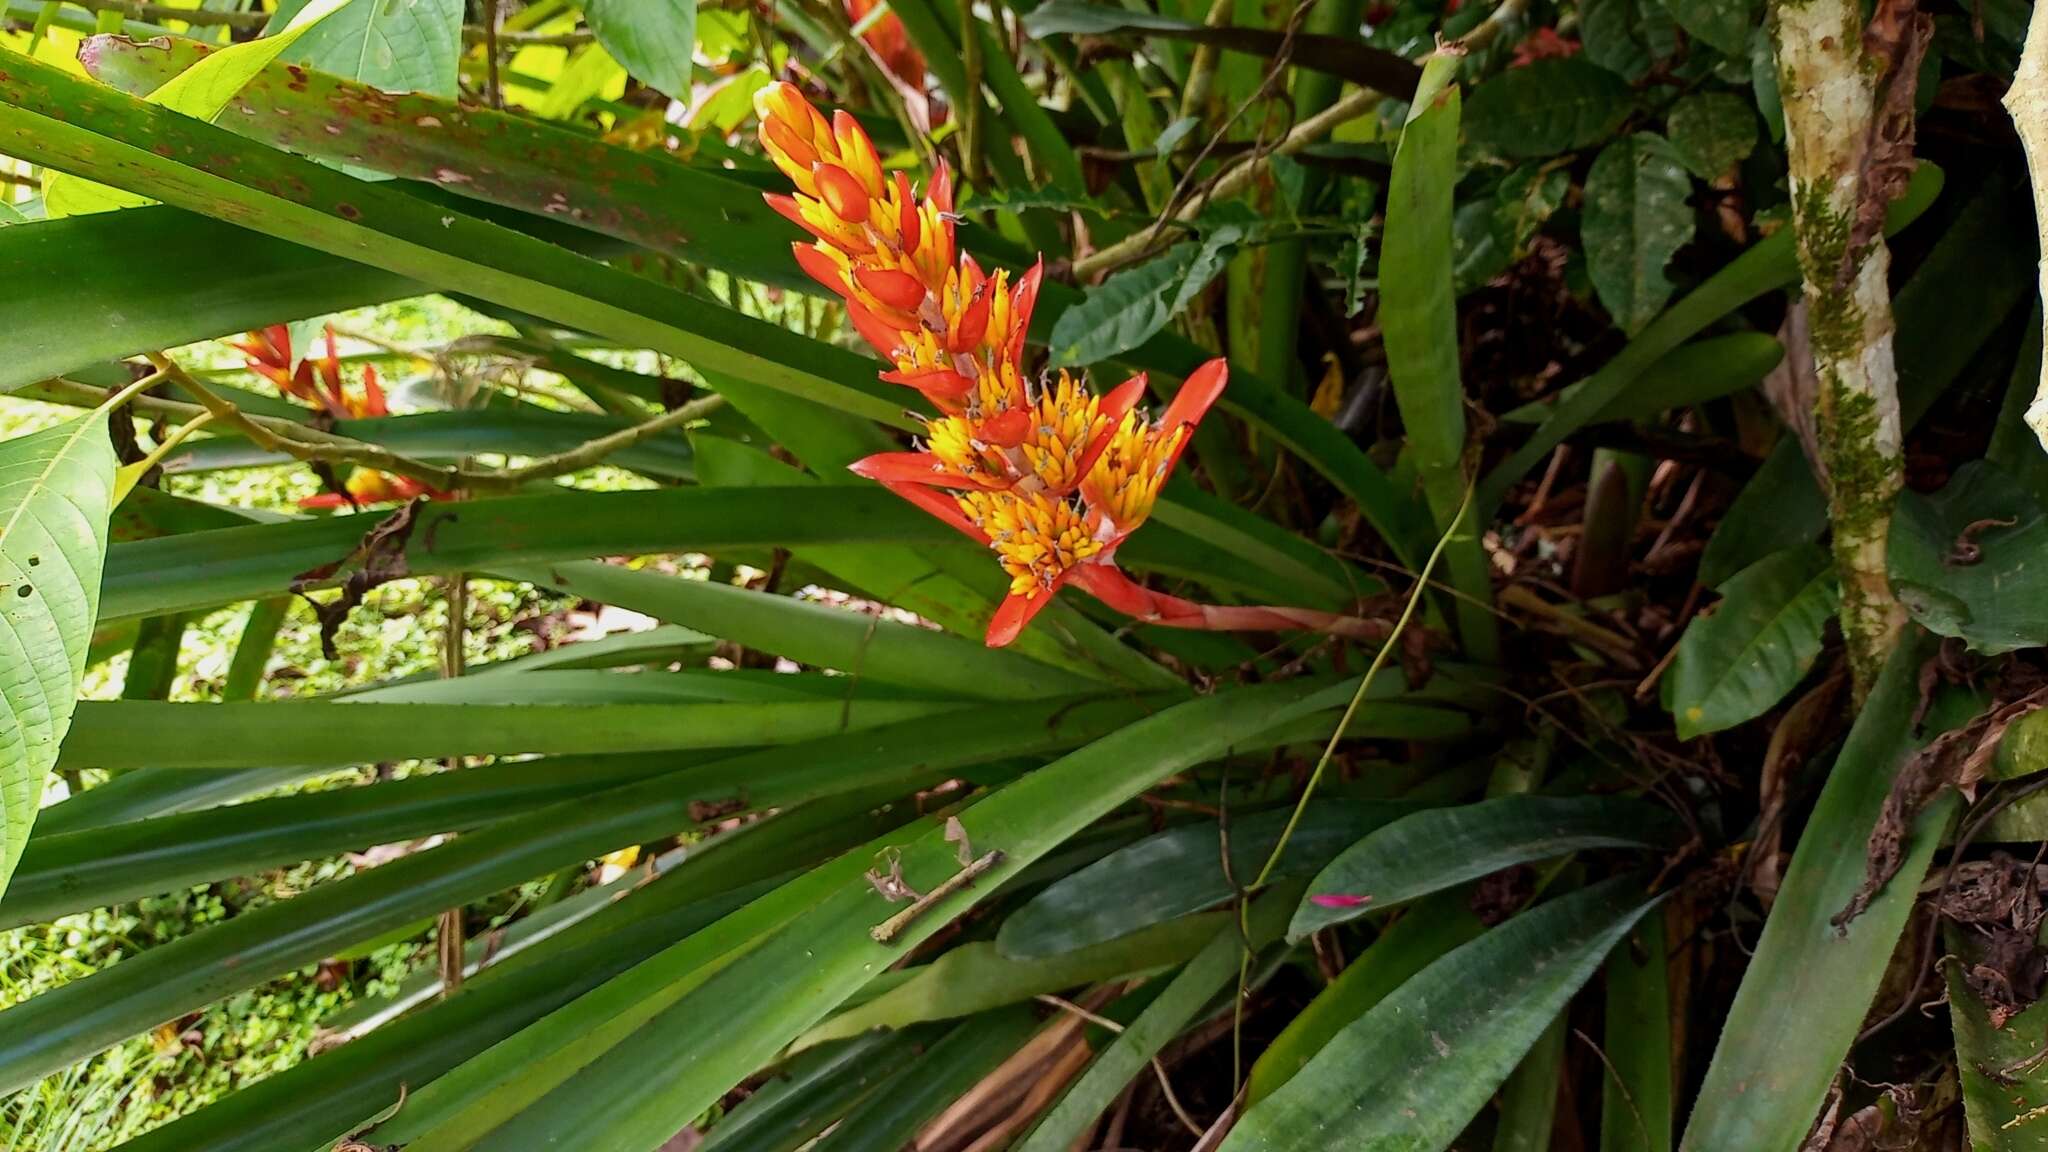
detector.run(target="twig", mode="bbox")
[116,359,723,493]
[53,0,265,29]
[458,26,595,48]
[1177,0,1236,122]
[1034,994,1206,1137]
[482,0,503,110]
[1228,484,1473,1092]
[870,849,1004,943]
[1073,82,1382,280]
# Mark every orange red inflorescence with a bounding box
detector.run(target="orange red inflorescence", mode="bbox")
[755,82,1229,646]
[233,325,438,509]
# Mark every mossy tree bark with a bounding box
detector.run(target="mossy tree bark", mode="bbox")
[1772,0,1927,697]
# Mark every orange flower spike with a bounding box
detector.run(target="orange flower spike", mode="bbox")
[856,266,928,313]
[896,171,921,253]
[831,110,887,197]
[357,363,387,418]
[814,164,872,225]
[1082,359,1228,539]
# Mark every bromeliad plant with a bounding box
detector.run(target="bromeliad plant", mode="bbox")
[760,83,1386,646]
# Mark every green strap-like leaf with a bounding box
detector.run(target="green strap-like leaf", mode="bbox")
[0,411,117,899]
[1662,545,1839,738]
[1679,634,1961,1152]
[998,801,1418,959]
[1223,878,1660,1152]
[1290,795,1681,939]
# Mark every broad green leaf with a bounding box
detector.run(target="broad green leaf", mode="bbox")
[1680,635,1961,1152]
[1465,58,1634,159]
[1663,0,1753,55]
[1580,0,1674,81]
[1017,884,1305,1152]
[1290,795,1681,938]
[1478,161,1942,517]
[1948,923,2048,1150]
[583,0,695,100]
[42,0,351,216]
[998,801,1417,959]
[1662,546,1838,738]
[279,0,464,96]
[0,411,117,900]
[1247,891,1484,1107]
[1583,133,1696,334]
[1602,911,1673,1152]
[796,912,1225,1047]
[402,679,1355,1152]
[1222,878,1659,1152]
[1889,461,2048,654]
[1049,241,1220,367]
[1666,91,1759,179]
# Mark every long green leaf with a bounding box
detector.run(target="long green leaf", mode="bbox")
[0,50,911,426]
[406,678,1355,1152]
[1602,911,1673,1152]
[167,409,696,481]
[58,695,962,770]
[1223,878,1658,1152]
[0,409,117,899]
[810,1009,1042,1152]
[797,912,1226,1048]
[998,801,1417,959]
[1679,633,1961,1152]
[490,561,1110,701]
[1290,795,1681,938]
[0,768,920,1096]
[1244,891,1484,1107]
[116,792,909,1152]
[99,487,946,621]
[1,752,702,927]
[699,1030,933,1152]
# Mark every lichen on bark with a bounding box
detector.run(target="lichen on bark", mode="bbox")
[1772,0,1924,697]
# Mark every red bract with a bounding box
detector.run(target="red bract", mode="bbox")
[233,325,438,510]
